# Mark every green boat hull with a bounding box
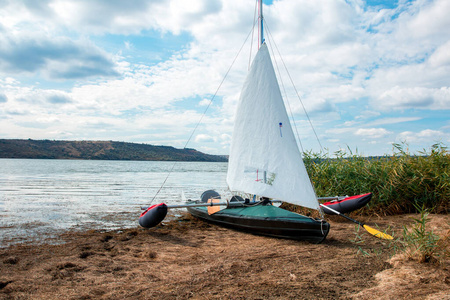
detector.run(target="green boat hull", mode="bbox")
[187,203,330,243]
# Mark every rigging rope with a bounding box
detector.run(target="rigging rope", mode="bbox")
[265,26,304,153]
[264,21,324,153]
[149,23,258,205]
[248,0,258,71]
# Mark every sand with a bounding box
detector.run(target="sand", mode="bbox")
[1,213,449,299]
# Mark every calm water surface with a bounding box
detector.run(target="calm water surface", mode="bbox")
[0,159,228,247]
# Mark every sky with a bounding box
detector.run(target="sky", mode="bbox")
[0,0,449,157]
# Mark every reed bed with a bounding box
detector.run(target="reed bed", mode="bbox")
[303,143,449,216]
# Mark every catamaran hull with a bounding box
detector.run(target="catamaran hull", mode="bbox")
[187,204,330,243]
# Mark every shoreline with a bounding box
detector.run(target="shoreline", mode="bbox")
[1,213,449,299]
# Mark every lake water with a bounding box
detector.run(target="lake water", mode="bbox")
[0,159,228,247]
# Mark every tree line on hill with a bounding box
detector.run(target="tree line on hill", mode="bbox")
[0,139,228,162]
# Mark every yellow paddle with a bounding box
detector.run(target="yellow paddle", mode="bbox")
[320,204,393,240]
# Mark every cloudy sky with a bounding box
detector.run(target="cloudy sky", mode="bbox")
[0,0,449,156]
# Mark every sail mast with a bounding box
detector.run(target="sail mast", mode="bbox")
[258,0,264,48]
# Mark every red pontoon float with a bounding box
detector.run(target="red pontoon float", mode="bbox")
[321,193,372,215]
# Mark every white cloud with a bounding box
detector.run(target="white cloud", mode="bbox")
[364,0,450,112]
[198,98,211,106]
[355,110,381,120]
[0,0,449,156]
[195,134,214,143]
[367,117,422,126]
[0,31,119,79]
[401,0,450,42]
[326,127,355,135]
[377,86,450,111]
[355,128,392,139]
[48,0,223,35]
[292,98,335,114]
[397,129,449,144]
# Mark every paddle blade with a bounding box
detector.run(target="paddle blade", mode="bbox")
[363,225,393,240]
[207,198,222,215]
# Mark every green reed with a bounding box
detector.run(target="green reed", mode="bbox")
[303,142,449,215]
[398,204,448,264]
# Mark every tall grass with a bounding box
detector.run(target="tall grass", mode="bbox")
[303,142,449,215]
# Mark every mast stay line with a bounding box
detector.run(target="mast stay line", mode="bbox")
[149,24,258,205]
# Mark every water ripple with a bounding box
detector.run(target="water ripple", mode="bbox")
[0,159,228,247]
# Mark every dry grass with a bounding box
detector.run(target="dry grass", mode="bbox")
[2,213,449,300]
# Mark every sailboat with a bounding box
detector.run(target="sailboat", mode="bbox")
[139,1,394,242]
[181,1,330,243]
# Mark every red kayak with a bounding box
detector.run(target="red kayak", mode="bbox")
[321,193,372,215]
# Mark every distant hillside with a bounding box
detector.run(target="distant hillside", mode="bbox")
[0,139,228,162]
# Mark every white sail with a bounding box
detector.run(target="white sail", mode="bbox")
[226,43,319,210]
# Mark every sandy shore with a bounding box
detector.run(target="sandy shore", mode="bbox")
[1,213,449,299]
